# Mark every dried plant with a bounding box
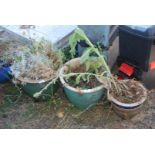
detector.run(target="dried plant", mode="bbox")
[11,39,63,82]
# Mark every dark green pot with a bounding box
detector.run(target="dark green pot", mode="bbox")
[59,58,106,110]
[18,78,59,101]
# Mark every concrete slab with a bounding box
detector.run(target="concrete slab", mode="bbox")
[0,26,30,45]
[2,25,77,50]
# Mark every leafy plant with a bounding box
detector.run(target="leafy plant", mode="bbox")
[69,28,110,73]
[63,28,112,86]
[60,46,76,63]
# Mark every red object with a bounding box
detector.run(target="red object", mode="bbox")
[117,76,123,80]
[149,61,155,70]
[119,63,134,76]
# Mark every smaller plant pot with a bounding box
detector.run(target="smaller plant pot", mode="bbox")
[59,58,105,110]
[112,103,143,119]
[17,77,59,101]
[0,63,12,83]
[107,80,147,119]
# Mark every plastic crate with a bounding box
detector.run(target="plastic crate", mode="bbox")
[118,25,155,72]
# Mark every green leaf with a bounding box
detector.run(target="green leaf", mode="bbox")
[75,74,82,85]
[86,74,91,83]
[81,74,87,82]
[80,47,94,64]
[85,61,90,71]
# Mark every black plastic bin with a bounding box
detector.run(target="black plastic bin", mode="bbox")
[118,25,155,72]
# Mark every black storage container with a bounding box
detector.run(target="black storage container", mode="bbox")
[118,25,155,72]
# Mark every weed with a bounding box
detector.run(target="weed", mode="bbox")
[21,104,37,120]
[47,96,63,110]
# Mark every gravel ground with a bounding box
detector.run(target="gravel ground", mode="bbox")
[0,82,154,129]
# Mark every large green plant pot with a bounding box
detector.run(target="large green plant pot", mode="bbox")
[59,58,105,109]
[18,77,59,101]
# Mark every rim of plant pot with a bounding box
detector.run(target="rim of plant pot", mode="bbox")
[59,58,105,93]
[16,75,58,84]
[107,80,147,108]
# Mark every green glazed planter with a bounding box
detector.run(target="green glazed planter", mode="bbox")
[18,77,59,101]
[59,58,106,109]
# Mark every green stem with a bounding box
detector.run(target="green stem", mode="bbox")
[81,33,111,74]
[78,29,119,92]
[63,72,107,78]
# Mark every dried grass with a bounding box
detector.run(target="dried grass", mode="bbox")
[11,39,63,82]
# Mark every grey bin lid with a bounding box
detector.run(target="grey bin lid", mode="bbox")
[127,25,153,32]
[119,25,155,39]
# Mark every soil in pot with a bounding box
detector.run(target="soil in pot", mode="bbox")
[67,76,101,89]
[108,80,147,119]
[64,64,102,89]
[110,80,146,104]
